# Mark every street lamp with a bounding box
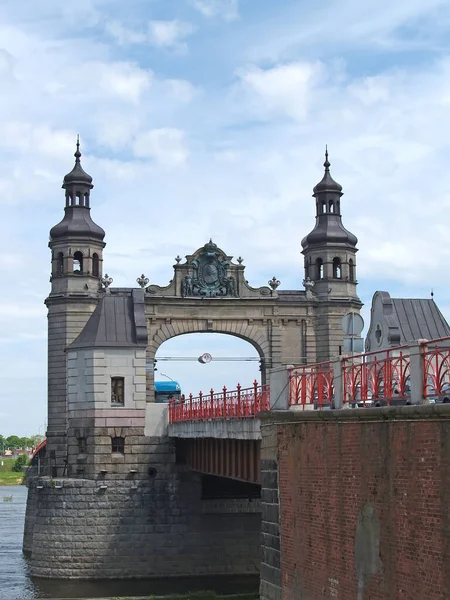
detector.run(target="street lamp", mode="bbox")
[160,373,174,381]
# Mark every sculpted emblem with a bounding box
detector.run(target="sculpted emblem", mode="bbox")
[181,239,237,298]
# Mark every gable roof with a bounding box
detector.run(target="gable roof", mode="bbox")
[68,289,147,350]
[391,298,450,343]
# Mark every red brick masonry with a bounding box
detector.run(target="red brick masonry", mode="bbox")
[260,405,450,600]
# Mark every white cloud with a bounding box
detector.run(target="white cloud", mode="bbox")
[105,19,195,50]
[237,61,323,120]
[132,128,189,166]
[191,0,239,21]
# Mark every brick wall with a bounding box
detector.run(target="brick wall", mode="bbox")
[260,405,450,600]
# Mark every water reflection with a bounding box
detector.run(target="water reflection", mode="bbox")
[0,485,258,599]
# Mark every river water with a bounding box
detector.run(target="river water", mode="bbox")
[0,485,258,600]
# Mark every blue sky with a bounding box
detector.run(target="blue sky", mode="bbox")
[2,0,450,435]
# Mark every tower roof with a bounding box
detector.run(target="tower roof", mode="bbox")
[312,147,342,195]
[62,135,93,188]
[301,148,357,250]
[49,137,105,242]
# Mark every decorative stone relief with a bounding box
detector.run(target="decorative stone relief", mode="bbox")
[181,240,237,298]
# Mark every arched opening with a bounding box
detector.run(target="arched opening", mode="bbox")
[316,258,324,280]
[332,257,342,279]
[73,251,83,274]
[321,201,327,214]
[92,253,100,277]
[329,200,334,213]
[349,258,355,282]
[151,333,263,403]
[57,252,64,276]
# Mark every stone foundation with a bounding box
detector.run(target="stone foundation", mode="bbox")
[24,435,261,579]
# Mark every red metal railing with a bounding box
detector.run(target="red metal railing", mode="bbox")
[422,337,450,398]
[168,380,270,423]
[288,362,334,409]
[342,347,411,406]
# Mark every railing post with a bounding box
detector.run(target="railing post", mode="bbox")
[253,379,258,415]
[409,339,427,404]
[237,383,241,417]
[268,366,292,410]
[223,386,227,419]
[209,389,214,420]
[332,357,344,409]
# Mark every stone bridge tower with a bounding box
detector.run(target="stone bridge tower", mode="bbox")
[45,138,105,476]
[301,150,361,361]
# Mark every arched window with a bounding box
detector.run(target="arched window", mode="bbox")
[333,257,342,279]
[92,253,100,277]
[73,251,83,274]
[322,201,327,214]
[57,252,64,276]
[349,259,355,282]
[316,258,324,280]
[329,200,334,213]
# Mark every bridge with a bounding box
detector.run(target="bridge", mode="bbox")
[167,334,450,485]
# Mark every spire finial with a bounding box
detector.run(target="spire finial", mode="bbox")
[431,289,434,299]
[75,134,81,162]
[324,145,330,171]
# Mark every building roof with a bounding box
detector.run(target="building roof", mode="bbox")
[68,289,147,350]
[277,290,307,302]
[391,298,450,343]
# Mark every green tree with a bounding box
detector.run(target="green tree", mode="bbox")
[6,436,21,449]
[12,454,29,472]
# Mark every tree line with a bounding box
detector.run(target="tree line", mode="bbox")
[0,434,44,451]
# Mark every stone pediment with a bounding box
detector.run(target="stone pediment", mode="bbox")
[145,239,275,299]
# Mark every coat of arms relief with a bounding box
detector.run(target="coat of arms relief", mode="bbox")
[181,239,237,298]
[144,239,276,299]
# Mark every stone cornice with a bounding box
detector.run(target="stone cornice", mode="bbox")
[259,404,450,424]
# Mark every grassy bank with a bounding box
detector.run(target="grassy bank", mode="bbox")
[0,471,25,485]
[0,457,25,485]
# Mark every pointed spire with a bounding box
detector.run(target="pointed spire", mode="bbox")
[75,134,81,163]
[62,135,93,188]
[313,146,342,195]
[324,145,330,170]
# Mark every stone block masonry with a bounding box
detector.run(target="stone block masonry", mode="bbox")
[259,405,450,600]
[25,434,261,579]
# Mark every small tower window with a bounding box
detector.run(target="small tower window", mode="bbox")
[349,259,355,282]
[322,201,327,214]
[333,257,342,279]
[112,436,125,454]
[316,258,324,280]
[57,252,64,276]
[73,251,83,274]
[92,253,100,277]
[329,200,334,213]
[111,377,125,406]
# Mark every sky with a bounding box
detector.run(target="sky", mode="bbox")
[2,0,450,435]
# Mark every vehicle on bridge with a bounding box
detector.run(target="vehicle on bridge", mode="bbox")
[154,380,181,403]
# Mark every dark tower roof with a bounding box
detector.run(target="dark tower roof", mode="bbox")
[63,136,93,187]
[313,148,343,194]
[49,137,105,242]
[301,149,357,250]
